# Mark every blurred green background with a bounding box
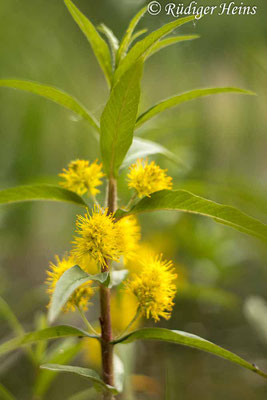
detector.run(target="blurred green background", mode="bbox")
[0,0,267,399]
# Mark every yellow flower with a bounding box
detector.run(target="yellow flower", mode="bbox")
[127,158,172,198]
[111,291,140,333]
[126,254,177,322]
[59,159,105,196]
[46,255,94,312]
[71,207,123,267]
[115,216,141,260]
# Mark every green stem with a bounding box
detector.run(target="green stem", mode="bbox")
[76,306,100,336]
[125,192,138,210]
[115,308,141,340]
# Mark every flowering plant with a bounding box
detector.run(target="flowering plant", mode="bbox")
[0,1,267,399]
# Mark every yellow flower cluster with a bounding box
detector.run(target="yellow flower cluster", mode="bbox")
[72,207,141,267]
[128,158,172,198]
[72,207,121,267]
[59,159,104,196]
[47,157,177,325]
[126,254,177,321]
[46,255,94,312]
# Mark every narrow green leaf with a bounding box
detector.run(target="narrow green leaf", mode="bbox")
[0,80,99,131]
[34,339,82,397]
[116,6,147,65]
[146,35,200,59]
[48,266,109,323]
[122,137,186,168]
[113,328,267,379]
[40,364,118,394]
[130,29,148,45]
[0,384,16,400]
[116,189,267,242]
[100,61,143,176]
[136,87,255,128]
[64,0,112,86]
[114,15,196,84]
[98,24,119,65]
[0,184,87,207]
[68,388,97,400]
[0,326,95,358]
[0,297,24,336]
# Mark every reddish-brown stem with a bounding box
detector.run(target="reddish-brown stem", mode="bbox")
[99,176,117,399]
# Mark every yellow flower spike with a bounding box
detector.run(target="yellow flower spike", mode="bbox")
[46,255,94,313]
[115,215,141,261]
[71,206,123,267]
[127,158,173,198]
[126,254,177,322]
[59,159,105,197]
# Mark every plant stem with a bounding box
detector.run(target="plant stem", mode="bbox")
[99,176,117,399]
[125,192,138,210]
[115,308,141,340]
[76,306,100,336]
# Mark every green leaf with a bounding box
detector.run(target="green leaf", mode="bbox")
[100,61,143,177]
[113,328,267,379]
[34,339,82,397]
[116,6,147,65]
[48,266,109,323]
[109,270,129,288]
[40,364,118,394]
[136,87,255,128]
[146,35,200,59]
[122,137,186,168]
[0,80,99,132]
[0,384,16,400]
[130,29,148,45]
[114,15,196,84]
[68,388,98,400]
[0,297,24,336]
[0,184,87,207]
[116,189,267,242]
[64,0,112,86]
[0,326,95,358]
[98,24,119,65]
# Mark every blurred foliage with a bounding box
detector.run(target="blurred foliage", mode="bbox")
[0,0,267,399]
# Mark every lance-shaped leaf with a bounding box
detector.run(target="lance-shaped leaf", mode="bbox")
[34,339,82,398]
[0,185,87,207]
[116,190,267,242]
[122,137,186,168]
[98,24,119,65]
[116,6,147,65]
[40,364,118,394]
[0,326,96,358]
[130,28,148,45]
[114,15,196,84]
[64,0,112,86]
[0,80,99,132]
[113,328,267,379]
[100,61,143,177]
[146,34,200,59]
[48,266,109,323]
[136,87,255,128]
[0,384,15,400]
